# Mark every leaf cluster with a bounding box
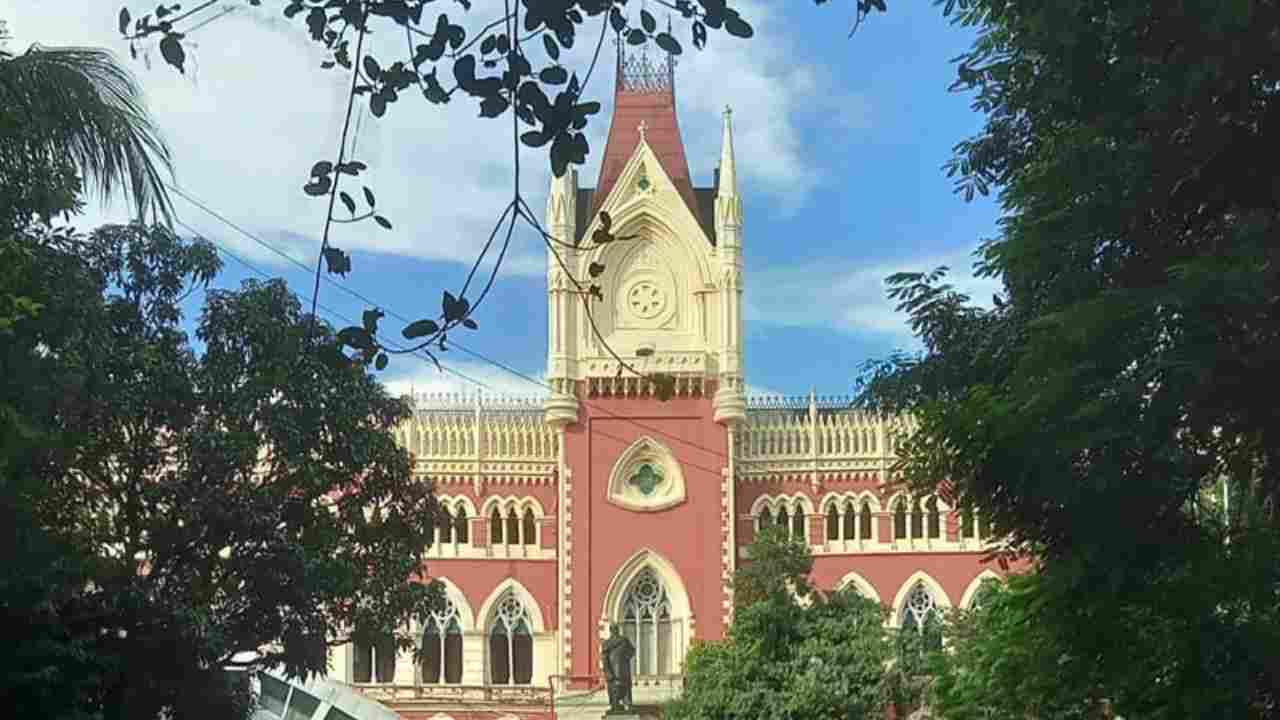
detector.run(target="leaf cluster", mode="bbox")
[855,0,1280,714]
[1,223,444,719]
[665,522,918,720]
[118,0,756,178]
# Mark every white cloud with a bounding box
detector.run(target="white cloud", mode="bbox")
[746,246,1002,345]
[5,1,851,271]
[380,358,549,401]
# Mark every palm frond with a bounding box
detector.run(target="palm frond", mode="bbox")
[0,44,174,224]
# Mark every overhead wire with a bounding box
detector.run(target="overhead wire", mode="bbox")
[166,184,732,462]
[171,213,734,477]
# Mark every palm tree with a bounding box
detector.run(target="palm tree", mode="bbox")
[0,42,174,226]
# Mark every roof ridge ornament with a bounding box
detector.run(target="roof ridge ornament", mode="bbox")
[615,35,675,94]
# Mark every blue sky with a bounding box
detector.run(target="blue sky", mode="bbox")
[3,0,1001,399]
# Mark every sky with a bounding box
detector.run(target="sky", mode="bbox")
[2,0,1002,400]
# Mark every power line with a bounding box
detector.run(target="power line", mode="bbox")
[179,217,732,480]
[167,184,731,461]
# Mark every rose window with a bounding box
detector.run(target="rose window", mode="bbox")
[627,281,666,319]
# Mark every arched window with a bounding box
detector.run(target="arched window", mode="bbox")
[488,592,533,685]
[352,633,396,684]
[859,501,873,540]
[505,508,520,547]
[420,598,463,685]
[776,506,790,535]
[898,582,943,675]
[757,506,773,532]
[438,504,453,545]
[522,508,537,547]
[790,505,805,541]
[910,498,925,539]
[621,568,675,676]
[842,501,856,540]
[893,499,908,540]
[454,505,470,544]
[490,507,503,545]
[926,497,941,539]
[826,504,839,541]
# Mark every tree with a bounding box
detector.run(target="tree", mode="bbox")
[926,574,1113,720]
[1,223,441,719]
[856,0,1280,715]
[0,43,174,229]
[730,523,815,608]
[665,524,910,720]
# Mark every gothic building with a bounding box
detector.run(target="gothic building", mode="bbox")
[325,47,1007,720]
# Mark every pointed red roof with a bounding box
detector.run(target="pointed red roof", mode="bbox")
[591,46,700,221]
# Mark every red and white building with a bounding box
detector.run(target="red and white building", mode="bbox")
[327,48,1007,720]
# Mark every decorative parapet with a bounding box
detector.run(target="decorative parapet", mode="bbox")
[738,393,915,467]
[395,393,555,462]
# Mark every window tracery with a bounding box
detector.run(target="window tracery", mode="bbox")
[420,598,463,685]
[488,592,533,685]
[620,568,675,676]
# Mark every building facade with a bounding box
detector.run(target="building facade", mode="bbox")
[328,47,1006,720]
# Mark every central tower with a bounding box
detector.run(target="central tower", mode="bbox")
[542,42,746,426]
[541,40,747,703]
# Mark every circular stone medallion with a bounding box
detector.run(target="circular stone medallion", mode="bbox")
[627,280,667,320]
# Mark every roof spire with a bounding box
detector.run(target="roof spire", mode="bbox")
[718,105,737,196]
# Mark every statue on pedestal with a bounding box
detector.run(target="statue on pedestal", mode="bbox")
[601,622,635,712]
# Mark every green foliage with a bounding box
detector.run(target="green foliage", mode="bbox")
[731,523,814,608]
[857,0,1280,715]
[666,589,901,720]
[666,521,914,720]
[1,224,441,719]
[118,0,757,178]
[0,44,173,227]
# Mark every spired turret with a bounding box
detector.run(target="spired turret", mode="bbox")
[712,106,746,425]
[542,39,747,410]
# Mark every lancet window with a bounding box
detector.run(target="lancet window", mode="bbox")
[488,501,538,548]
[825,497,876,544]
[352,633,396,684]
[420,599,463,685]
[896,496,943,541]
[959,507,989,541]
[755,498,810,543]
[435,500,470,549]
[620,568,676,676]
[898,581,943,672]
[488,592,533,685]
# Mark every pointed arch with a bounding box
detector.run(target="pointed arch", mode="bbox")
[782,492,815,515]
[438,494,477,518]
[749,494,777,517]
[518,496,546,517]
[959,570,1003,610]
[585,150,714,286]
[426,576,476,631]
[835,571,882,603]
[417,579,467,685]
[890,571,951,627]
[476,578,546,634]
[600,548,692,637]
